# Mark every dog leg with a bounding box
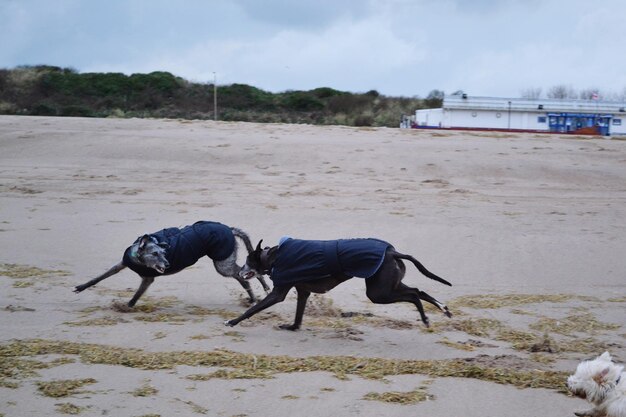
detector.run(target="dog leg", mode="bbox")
[279,288,311,331]
[74,262,126,293]
[128,276,155,307]
[214,256,260,303]
[235,276,258,303]
[366,280,431,327]
[395,286,431,327]
[366,260,431,327]
[226,285,292,327]
[574,409,601,417]
[418,290,452,318]
[257,276,271,293]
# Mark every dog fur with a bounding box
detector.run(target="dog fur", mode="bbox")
[567,351,626,417]
[74,222,270,306]
[225,238,452,330]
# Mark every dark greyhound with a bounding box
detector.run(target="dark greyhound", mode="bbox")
[225,237,452,330]
[74,221,271,306]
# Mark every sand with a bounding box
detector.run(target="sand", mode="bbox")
[0,115,624,417]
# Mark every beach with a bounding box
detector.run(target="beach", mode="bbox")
[1,115,624,416]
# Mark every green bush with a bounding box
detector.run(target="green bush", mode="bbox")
[0,66,430,126]
[60,105,94,117]
[279,91,324,111]
[31,103,57,116]
[354,112,374,126]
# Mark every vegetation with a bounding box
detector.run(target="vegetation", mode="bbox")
[0,65,436,127]
[520,84,626,100]
[1,339,569,392]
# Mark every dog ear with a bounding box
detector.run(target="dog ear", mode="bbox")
[592,367,611,385]
[138,235,152,250]
[255,240,263,252]
[599,351,612,362]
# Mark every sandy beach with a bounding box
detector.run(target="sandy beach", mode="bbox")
[1,115,624,417]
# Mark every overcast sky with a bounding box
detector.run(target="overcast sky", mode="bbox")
[1,0,624,98]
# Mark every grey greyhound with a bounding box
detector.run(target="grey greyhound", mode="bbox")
[74,221,271,306]
[225,237,452,330]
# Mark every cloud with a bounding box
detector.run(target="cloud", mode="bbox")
[1,0,625,97]
[116,13,425,94]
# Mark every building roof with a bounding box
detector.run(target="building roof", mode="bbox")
[443,95,626,114]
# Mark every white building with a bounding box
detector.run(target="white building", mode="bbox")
[411,95,626,136]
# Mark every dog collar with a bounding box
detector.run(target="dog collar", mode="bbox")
[129,245,140,261]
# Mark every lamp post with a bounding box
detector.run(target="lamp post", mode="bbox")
[213,72,217,121]
[507,100,512,129]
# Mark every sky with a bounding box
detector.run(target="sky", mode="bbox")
[1,0,625,98]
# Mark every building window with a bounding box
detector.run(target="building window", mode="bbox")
[613,118,622,126]
[537,116,547,123]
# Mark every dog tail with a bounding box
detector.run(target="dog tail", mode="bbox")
[231,228,254,254]
[392,252,452,286]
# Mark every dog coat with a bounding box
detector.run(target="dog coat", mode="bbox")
[270,237,391,286]
[122,221,235,277]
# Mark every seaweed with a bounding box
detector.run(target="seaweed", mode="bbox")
[0,263,70,279]
[36,378,96,398]
[363,386,432,404]
[55,402,84,414]
[529,313,620,335]
[0,339,569,392]
[130,382,158,397]
[447,294,590,310]
[187,368,274,380]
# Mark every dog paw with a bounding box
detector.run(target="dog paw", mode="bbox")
[278,324,299,331]
[224,320,235,327]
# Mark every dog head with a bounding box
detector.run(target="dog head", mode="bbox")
[239,240,274,280]
[567,351,623,405]
[131,235,170,274]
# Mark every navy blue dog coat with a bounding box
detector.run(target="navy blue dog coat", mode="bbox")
[122,221,235,277]
[270,238,391,286]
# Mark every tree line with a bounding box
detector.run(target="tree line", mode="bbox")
[0,65,442,127]
[520,85,626,101]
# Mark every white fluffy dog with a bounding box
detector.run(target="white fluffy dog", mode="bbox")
[567,352,626,417]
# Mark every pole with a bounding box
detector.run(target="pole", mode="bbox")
[213,72,217,121]
[507,101,511,129]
